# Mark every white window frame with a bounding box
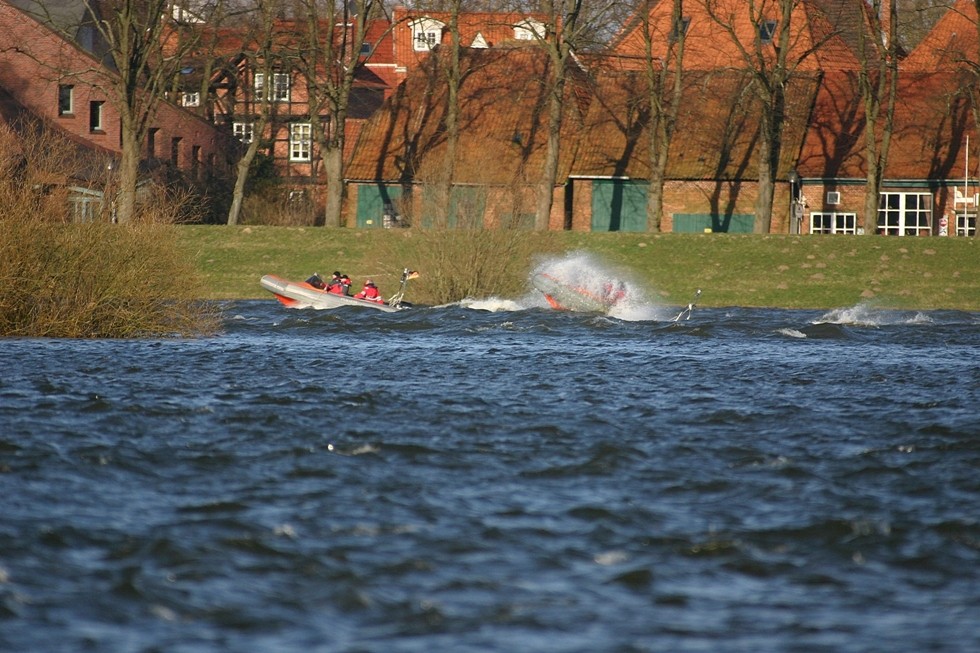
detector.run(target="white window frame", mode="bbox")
[290,123,311,162]
[878,192,933,236]
[233,122,254,144]
[272,73,290,102]
[956,212,976,237]
[514,19,545,41]
[255,72,290,101]
[411,18,444,51]
[810,212,857,235]
[58,84,73,115]
[182,91,200,107]
[89,100,104,132]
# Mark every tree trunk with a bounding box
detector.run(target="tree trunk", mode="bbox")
[116,118,141,224]
[322,146,344,228]
[536,83,563,231]
[227,140,260,225]
[754,127,775,233]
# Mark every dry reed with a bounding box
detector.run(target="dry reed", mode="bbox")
[0,122,219,338]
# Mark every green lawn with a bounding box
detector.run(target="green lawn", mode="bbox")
[178,225,980,310]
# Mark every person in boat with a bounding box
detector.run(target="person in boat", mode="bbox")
[354,279,384,303]
[338,274,352,296]
[325,271,344,293]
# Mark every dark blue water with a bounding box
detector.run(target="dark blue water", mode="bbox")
[1,300,978,652]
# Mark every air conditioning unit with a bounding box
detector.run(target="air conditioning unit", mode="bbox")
[826,191,841,205]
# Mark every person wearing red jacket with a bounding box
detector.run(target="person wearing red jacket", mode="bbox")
[354,279,384,303]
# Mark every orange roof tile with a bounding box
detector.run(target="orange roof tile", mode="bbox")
[902,0,979,72]
[573,68,820,180]
[346,45,586,184]
[609,0,864,73]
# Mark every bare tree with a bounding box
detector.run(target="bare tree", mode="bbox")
[532,0,583,231]
[704,0,798,233]
[291,0,386,228]
[226,0,281,225]
[857,0,900,235]
[36,0,211,223]
[637,0,686,233]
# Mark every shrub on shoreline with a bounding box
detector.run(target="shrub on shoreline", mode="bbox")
[0,123,219,338]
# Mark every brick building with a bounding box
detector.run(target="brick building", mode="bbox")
[0,0,231,221]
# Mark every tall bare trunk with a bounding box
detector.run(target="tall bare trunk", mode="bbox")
[536,78,564,231]
[323,146,344,228]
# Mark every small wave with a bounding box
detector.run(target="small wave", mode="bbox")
[777,328,807,339]
[460,296,534,312]
[815,302,936,327]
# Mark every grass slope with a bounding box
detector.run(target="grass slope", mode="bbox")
[178,226,979,310]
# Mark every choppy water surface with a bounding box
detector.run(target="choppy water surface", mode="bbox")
[1,296,978,652]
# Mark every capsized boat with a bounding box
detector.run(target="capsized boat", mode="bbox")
[261,268,418,312]
[531,272,626,313]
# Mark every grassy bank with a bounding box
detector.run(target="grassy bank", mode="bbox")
[178,225,979,310]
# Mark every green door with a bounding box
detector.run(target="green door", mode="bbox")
[672,213,755,233]
[356,185,402,228]
[591,180,648,232]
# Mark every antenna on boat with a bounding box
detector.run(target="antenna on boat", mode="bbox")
[387,268,419,308]
[673,289,701,322]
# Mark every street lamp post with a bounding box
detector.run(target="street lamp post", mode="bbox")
[787,169,801,234]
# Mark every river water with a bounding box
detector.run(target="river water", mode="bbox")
[1,291,978,652]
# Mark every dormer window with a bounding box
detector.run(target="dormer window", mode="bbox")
[411,17,444,51]
[759,19,777,44]
[514,19,545,41]
[670,16,691,42]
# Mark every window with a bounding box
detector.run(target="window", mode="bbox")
[272,73,290,102]
[182,92,200,107]
[255,72,290,101]
[671,16,691,42]
[233,122,254,144]
[810,212,857,235]
[89,100,104,132]
[514,19,544,41]
[360,42,373,56]
[147,127,158,158]
[191,145,201,178]
[58,85,73,115]
[956,212,976,237]
[878,192,932,236]
[171,137,181,167]
[414,31,437,50]
[290,123,311,161]
[759,19,777,44]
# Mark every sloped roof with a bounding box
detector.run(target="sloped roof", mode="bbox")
[391,7,549,49]
[902,0,978,72]
[346,45,586,184]
[608,0,865,73]
[797,68,979,181]
[573,68,820,180]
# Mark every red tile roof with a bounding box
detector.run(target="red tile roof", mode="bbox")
[573,68,820,180]
[902,0,979,72]
[346,45,586,184]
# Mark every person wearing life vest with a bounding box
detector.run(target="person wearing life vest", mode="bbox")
[354,279,384,303]
[325,271,344,294]
[338,274,352,296]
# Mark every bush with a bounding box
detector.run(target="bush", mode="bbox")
[0,123,219,338]
[371,226,561,305]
